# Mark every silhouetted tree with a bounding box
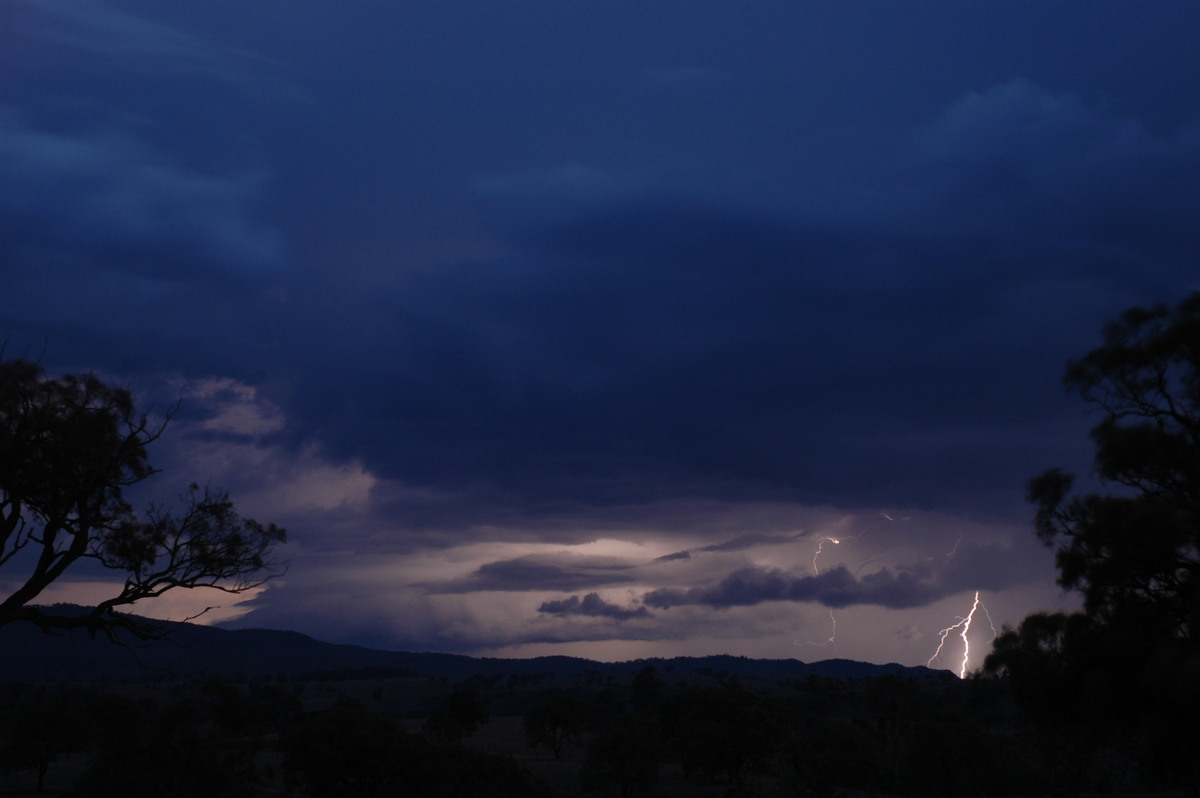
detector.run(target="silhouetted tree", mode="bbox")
[987,292,1200,787]
[660,683,782,787]
[285,698,545,798]
[1029,293,1200,644]
[781,715,883,797]
[579,712,663,798]
[249,682,305,736]
[902,693,1008,797]
[435,746,552,798]
[423,684,490,745]
[0,358,285,638]
[864,674,923,789]
[524,691,587,759]
[983,611,1083,723]
[629,665,663,712]
[284,699,415,798]
[0,687,89,792]
[74,696,259,798]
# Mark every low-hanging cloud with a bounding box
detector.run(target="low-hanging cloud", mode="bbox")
[538,592,651,621]
[643,564,941,611]
[642,539,1044,611]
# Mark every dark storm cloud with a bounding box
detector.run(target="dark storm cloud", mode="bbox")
[538,593,651,622]
[429,555,636,594]
[0,110,283,282]
[286,210,954,498]
[643,565,940,611]
[0,111,289,383]
[21,0,230,61]
[909,79,1200,262]
[281,76,1198,523]
[2,1,299,380]
[15,0,293,94]
[8,1,1199,529]
[643,541,1042,611]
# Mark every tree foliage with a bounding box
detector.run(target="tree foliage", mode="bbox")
[422,684,490,745]
[0,687,90,792]
[986,292,1200,787]
[285,698,545,798]
[1028,292,1200,643]
[0,357,285,637]
[524,691,587,760]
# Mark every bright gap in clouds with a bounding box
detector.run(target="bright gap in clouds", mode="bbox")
[81,372,1070,670]
[253,501,1061,669]
[25,580,267,626]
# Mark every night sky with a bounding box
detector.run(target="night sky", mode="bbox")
[4,1,1199,669]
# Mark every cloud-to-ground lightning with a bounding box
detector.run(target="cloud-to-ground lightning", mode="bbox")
[818,608,836,645]
[797,514,903,649]
[811,536,839,576]
[796,611,838,649]
[927,590,997,678]
[796,536,841,648]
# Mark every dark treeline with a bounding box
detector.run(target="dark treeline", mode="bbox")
[0,666,1032,798]
[0,675,542,797]
[2,654,1191,797]
[519,666,1023,797]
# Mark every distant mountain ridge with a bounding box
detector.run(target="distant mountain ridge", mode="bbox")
[1,605,950,683]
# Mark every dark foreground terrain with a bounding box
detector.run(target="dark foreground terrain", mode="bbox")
[0,611,1190,797]
[0,663,999,797]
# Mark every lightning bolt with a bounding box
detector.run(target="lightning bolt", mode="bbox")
[797,515,905,650]
[811,536,839,575]
[927,591,997,678]
[797,537,841,648]
[821,608,836,645]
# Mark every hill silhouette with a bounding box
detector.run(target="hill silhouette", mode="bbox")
[1,604,948,683]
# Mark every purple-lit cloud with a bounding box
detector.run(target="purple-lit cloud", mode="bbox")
[538,593,651,621]
[430,554,638,594]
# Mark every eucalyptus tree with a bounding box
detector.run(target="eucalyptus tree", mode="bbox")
[987,292,1200,787]
[0,357,285,638]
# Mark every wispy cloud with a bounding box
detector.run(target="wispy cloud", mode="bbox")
[16,0,286,86]
[429,554,638,594]
[0,110,284,281]
[698,531,808,553]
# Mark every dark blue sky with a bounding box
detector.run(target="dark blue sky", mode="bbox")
[3,1,1198,666]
